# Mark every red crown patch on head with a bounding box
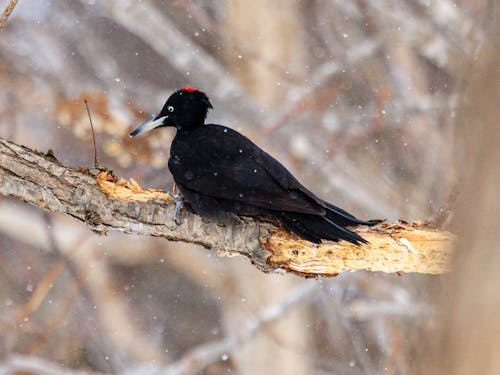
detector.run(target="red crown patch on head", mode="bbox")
[181,87,197,92]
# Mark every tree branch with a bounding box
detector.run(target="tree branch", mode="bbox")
[0,137,454,276]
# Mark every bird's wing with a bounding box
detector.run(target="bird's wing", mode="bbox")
[249,138,326,205]
[170,125,326,215]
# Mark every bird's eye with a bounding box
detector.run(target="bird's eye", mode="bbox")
[167,106,174,112]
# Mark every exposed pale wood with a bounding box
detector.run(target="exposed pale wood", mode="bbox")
[264,222,452,276]
[0,137,454,276]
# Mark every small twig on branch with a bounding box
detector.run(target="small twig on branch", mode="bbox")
[0,137,455,276]
[0,0,19,29]
[84,99,99,168]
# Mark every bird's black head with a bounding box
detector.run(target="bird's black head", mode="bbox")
[130,88,213,136]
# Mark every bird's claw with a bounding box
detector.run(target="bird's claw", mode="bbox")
[168,190,184,225]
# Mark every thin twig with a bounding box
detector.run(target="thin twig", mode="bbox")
[84,99,99,168]
[0,0,19,29]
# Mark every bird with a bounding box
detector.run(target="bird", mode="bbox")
[130,87,376,244]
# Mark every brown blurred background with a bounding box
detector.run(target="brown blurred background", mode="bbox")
[0,1,498,374]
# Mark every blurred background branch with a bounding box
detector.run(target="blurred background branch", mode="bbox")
[0,0,18,29]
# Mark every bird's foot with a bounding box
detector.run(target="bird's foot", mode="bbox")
[168,189,184,225]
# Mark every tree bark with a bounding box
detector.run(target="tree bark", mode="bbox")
[0,137,453,276]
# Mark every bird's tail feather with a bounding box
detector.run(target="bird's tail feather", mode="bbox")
[278,212,368,244]
[324,202,379,227]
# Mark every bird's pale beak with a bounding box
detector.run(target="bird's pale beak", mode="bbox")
[129,115,168,137]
